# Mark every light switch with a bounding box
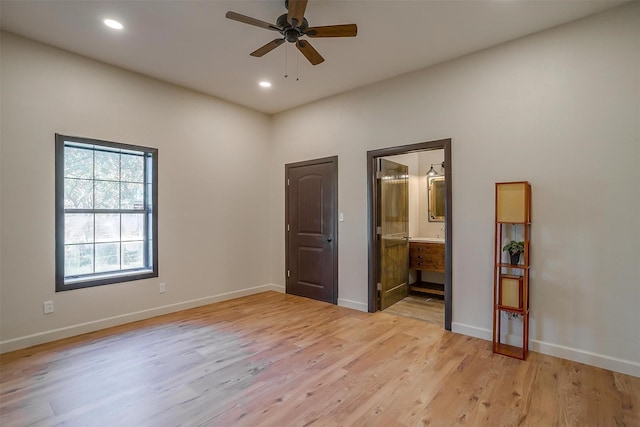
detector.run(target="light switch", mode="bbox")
[339,212,344,222]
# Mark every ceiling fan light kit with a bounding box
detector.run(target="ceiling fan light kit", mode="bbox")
[226,0,357,66]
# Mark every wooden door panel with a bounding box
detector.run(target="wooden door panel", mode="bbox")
[380,237,408,307]
[286,157,337,304]
[296,175,324,234]
[379,158,409,310]
[297,247,324,285]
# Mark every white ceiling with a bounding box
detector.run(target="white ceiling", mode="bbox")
[0,0,626,114]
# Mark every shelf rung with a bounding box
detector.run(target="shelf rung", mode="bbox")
[493,342,526,360]
[497,263,530,269]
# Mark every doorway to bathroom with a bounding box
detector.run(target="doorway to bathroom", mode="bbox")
[367,139,452,330]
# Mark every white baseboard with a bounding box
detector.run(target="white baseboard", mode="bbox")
[451,322,640,378]
[530,339,640,378]
[264,284,285,293]
[451,322,493,341]
[0,284,285,354]
[337,298,368,312]
[4,290,637,377]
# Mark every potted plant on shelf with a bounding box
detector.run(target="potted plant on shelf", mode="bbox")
[503,240,524,265]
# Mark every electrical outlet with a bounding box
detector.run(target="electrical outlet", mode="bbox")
[43,301,54,314]
[159,283,166,294]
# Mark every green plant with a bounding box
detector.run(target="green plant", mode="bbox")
[502,240,524,255]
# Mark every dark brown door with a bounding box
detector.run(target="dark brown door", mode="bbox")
[378,158,409,310]
[285,156,338,304]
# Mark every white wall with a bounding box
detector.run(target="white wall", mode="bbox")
[0,33,275,351]
[269,3,640,376]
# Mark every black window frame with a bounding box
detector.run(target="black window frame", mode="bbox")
[55,134,158,291]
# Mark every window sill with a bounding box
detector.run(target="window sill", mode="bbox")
[59,269,157,291]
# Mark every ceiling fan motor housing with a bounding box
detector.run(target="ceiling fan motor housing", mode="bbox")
[276,13,308,42]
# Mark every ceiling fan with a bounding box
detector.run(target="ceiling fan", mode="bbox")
[225,0,357,66]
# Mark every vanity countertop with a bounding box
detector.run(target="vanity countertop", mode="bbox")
[409,237,445,244]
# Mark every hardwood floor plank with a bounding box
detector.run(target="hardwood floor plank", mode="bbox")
[383,295,444,326]
[1,291,638,426]
[614,371,640,426]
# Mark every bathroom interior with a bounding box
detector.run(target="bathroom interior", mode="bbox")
[381,149,446,326]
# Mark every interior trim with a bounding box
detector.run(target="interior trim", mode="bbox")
[0,284,285,354]
[452,322,640,377]
[366,139,453,331]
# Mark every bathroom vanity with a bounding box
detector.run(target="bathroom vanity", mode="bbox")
[409,238,445,296]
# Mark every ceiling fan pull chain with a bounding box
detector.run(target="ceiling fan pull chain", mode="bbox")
[296,52,300,82]
[284,44,288,78]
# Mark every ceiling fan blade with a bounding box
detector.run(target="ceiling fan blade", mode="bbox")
[296,40,324,65]
[250,39,285,57]
[306,24,357,38]
[226,11,280,31]
[287,0,308,27]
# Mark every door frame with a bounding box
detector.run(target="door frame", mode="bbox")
[367,139,452,330]
[285,155,339,304]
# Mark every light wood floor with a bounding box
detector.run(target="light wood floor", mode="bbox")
[383,295,444,325]
[1,292,638,426]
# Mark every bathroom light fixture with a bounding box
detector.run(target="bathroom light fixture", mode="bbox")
[103,19,123,30]
[427,162,444,176]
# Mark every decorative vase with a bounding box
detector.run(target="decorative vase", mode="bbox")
[510,252,521,265]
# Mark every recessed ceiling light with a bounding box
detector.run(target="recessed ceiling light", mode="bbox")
[104,19,123,30]
[259,81,272,88]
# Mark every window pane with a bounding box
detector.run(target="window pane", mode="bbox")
[147,213,153,266]
[65,244,94,277]
[121,154,144,183]
[122,241,144,269]
[65,213,94,244]
[146,155,153,182]
[95,214,120,242]
[147,238,153,267]
[95,151,120,181]
[95,243,120,273]
[146,183,153,208]
[122,214,144,241]
[64,178,93,209]
[64,147,93,179]
[121,182,144,210]
[95,181,120,209]
[57,135,157,291]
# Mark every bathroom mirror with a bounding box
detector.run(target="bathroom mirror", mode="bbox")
[428,176,445,222]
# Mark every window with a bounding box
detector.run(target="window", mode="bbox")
[55,134,158,291]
